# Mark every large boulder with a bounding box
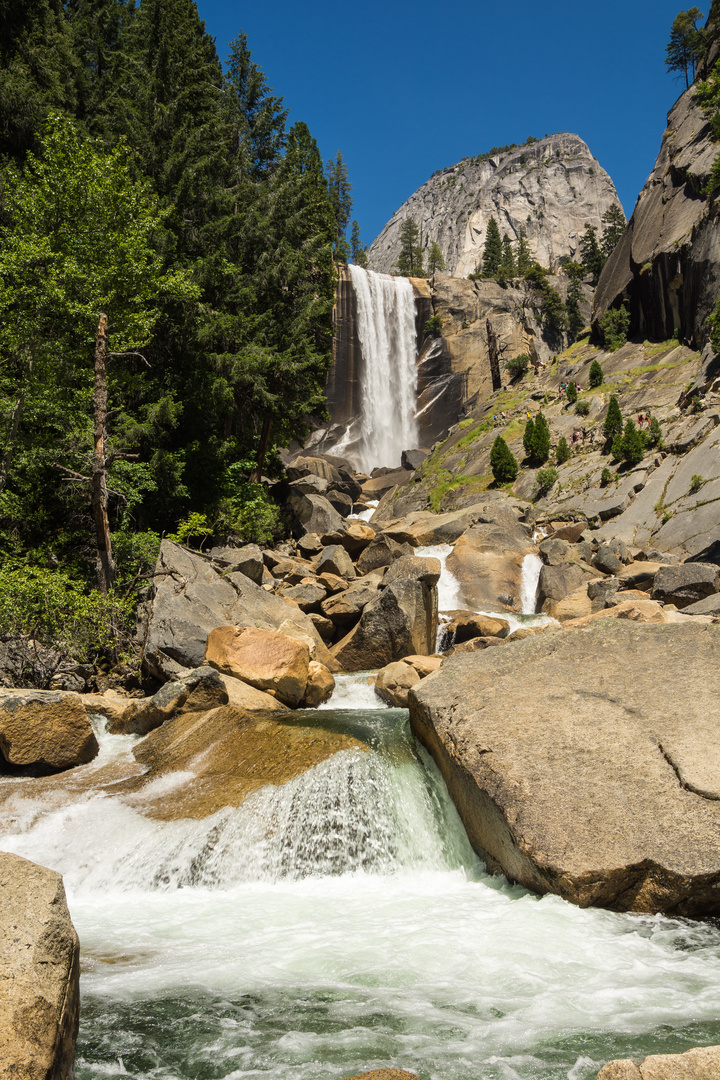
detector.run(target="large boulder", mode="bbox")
[651,563,720,608]
[447,523,534,611]
[109,666,228,736]
[537,562,589,611]
[205,626,310,707]
[410,621,720,916]
[0,690,98,774]
[287,491,345,537]
[142,541,338,679]
[207,543,264,585]
[331,563,438,672]
[321,580,382,628]
[0,852,79,1079]
[596,1045,720,1079]
[356,535,414,575]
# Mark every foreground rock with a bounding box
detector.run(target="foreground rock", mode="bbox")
[596,1045,720,1079]
[410,621,720,916]
[205,626,311,708]
[109,667,228,736]
[0,689,99,774]
[0,852,79,1079]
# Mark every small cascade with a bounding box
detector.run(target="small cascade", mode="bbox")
[349,264,419,473]
[520,553,544,615]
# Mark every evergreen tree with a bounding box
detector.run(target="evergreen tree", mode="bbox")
[427,241,445,275]
[566,381,578,404]
[523,417,535,457]
[564,262,585,341]
[589,359,604,387]
[556,436,571,464]
[618,418,645,466]
[600,205,626,260]
[499,234,517,278]
[65,0,135,135]
[529,412,551,464]
[395,219,424,277]
[223,31,287,182]
[666,7,705,88]
[516,226,533,276]
[326,151,352,263]
[480,216,503,278]
[490,436,518,483]
[603,395,624,442]
[579,223,603,285]
[350,220,364,264]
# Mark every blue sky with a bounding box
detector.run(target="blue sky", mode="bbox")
[196,1,692,246]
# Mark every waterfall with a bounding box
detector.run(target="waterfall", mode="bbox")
[520,553,543,615]
[348,264,419,473]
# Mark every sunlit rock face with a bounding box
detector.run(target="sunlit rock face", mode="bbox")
[368,132,622,278]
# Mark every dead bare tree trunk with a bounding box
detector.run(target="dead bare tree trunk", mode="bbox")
[486,318,502,392]
[250,415,272,484]
[92,314,115,593]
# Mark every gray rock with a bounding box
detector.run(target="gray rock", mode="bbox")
[537,563,587,609]
[587,578,621,606]
[674,593,720,616]
[539,537,572,565]
[356,535,414,575]
[0,852,80,1079]
[651,563,720,608]
[278,582,327,612]
[401,448,429,471]
[382,554,441,588]
[287,474,330,497]
[287,491,345,537]
[409,621,720,915]
[210,543,264,585]
[321,582,381,627]
[594,544,622,575]
[317,544,356,580]
[110,666,228,737]
[297,534,323,557]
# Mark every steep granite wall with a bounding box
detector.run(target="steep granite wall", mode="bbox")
[368,133,622,278]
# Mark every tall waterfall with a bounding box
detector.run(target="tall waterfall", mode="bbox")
[349,264,419,473]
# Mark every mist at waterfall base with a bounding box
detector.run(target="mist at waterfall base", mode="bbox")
[3,668,720,1079]
[333,266,418,474]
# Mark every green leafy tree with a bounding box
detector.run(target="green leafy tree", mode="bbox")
[535,466,558,496]
[603,395,624,442]
[0,114,198,589]
[506,354,531,381]
[600,205,626,260]
[480,217,503,278]
[580,223,603,285]
[666,7,705,88]
[556,436,571,464]
[394,219,424,277]
[427,241,445,275]
[490,436,518,484]
[589,359,604,387]
[326,151,353,263]
[648,415,663,447]
[529,412,551,464]
[599,304,630,351]
[523,417,536,456]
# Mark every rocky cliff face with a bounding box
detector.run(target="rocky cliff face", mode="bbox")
[594,81,720,346]
[368,133,622,277]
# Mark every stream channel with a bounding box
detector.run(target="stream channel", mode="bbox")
[2,554,720,1079]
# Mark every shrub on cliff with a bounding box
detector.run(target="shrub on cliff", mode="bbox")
[506,354,531,381]
[490,437,518,484]
[556,436,571,464]
[535,467,558,496]
[529,412,551,464]
[603,395,623,443]
[599,305,630,351]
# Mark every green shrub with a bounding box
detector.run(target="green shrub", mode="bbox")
[566,381,578,404]
[589,359,604,387]
[690,474,705,492]
[692,394,703,413]
[599,304,630,351]
[216,480,281,546]
[575,399,590,416]
[647,416,662,447]
[600,467,613,486]
[612,419,645,467]
[168,512,212,548]
[505,353,531,380]
[424,314,443,337]
[529,412,551,464]
[556,436,571,464]
[535,467,558,496]
[490,436,518,484]
[603,395,623,442]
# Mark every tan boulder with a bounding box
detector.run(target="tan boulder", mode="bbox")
[205,626,310,707]
[374,660,421,707]
[0,852,80,1079]
[548,584,594,621]
[447,524,533,611]
[109,666,229,736]
[81,690,133,725]
[403,654,443,676]
[317,572,350,594]
[445,612,510,642]
[596,1044,720,1078]
[304,661,335,706]
[340,1072,423,1080]
[340,520,375,555]
[0,689,98,773]
[220,674,289,711]
[563,597,673,629]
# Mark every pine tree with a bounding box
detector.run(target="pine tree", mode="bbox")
[530,412,551,464]
[666,7,705,88]
[589,359,604,387]
[350,220,364,264]
[565,262,585,341]
[556,436,571,464]
[603,395,624,442]
[66,0,135,134]
[395,219,424,277]
[523,418,535,457]
[619,418,645,466]
[490,436,518,483]
[566,382,578,404]
[499,234,516,278]
[326,151,352,263]
[600,205,626,260]
[480,217,503,278]
[224,31,288,182]
[516,226,533,276]
[580,223,603,285]
[427,241,445,275]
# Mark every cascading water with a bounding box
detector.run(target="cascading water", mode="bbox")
[348,264,419,473]
[3,691,720,1079]
[520,552,543,615]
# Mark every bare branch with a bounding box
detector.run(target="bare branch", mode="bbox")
[108,351,151,367]
[51,462,90,483]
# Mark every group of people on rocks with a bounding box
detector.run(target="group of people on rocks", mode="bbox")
[571,427,595,446]
[493,411,511,423]
[637,412,652,427]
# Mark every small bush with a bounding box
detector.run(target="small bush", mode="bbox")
[490,436,518,484]
[599,305,630,351]
[535,467,558,496]
[556,436,571,464]
[505,353,531,380]
[692,394,703,413]
[575,399,590,416]
[566,382,578,404]
[690,474,705,492]
[589,359,604,387]
[600,467,613,486]
[424,314,443,337]
[648,416,662,447]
